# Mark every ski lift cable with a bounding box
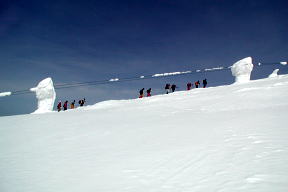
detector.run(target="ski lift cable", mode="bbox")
[4,62,286,96]
[46,62,282,89]
[55,66,232,87]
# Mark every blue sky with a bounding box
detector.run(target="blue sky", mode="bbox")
[0,0,287,116]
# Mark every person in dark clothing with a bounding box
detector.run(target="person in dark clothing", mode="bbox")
[70,100,75,109]
[165,84,170,94]
[63,100,68,111]
[187,82,192,90]
[171,84,177,92]
[83,98,86,106]
[203,79,207,88]
[195,80,200,88]
[139,88,145,98]
[57,101,62,112]
[147,88,152,97]
[79,98,86,106]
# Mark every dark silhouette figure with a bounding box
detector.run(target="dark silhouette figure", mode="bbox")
[165,84,170,94]
[63,100,68,111]
[70,100,75,109]
[195,80,200,88]
[203,79,207,88]
[147,88,152,97]
[139,88,145,98]
[171,84,177,92]
[187,82,192,90]
[79,98,86,106]
[57,101,62,112]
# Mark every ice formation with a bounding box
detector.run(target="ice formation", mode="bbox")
[0,92,12,97]
[268,69,279,78]
[152,71,191,77]
[30,77,56,114]
[109,78,119,82]
[204,67,224,71]
[231,57,254,83]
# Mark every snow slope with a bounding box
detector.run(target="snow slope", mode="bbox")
[1,75,288,192]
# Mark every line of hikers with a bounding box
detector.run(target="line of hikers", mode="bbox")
[139,79,207,98]
[57,98,86,112]
[187,78,208,90]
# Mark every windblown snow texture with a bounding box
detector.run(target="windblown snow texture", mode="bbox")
[268,69,279,78]
[30,77,56,114]
[231,57,254,83]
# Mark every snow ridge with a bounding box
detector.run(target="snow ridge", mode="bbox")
[0,75,288,192]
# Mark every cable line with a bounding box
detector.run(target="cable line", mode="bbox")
[2,61,287,96]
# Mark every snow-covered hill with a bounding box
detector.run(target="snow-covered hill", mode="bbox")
[1,75,288,192]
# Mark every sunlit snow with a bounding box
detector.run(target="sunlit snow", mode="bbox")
[268,69,279,78]
[231,57,254,83]
[0,92,11,97]
[109,78,120,82]
[1,75,288,192]
[30,77,56,114]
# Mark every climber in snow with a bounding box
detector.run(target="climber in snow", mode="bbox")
[139,88,145,98]
[147,88,152,97]
[57,101,62,112]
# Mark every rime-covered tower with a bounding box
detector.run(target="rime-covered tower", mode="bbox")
[231,57,254,83]
[30,77,56,114]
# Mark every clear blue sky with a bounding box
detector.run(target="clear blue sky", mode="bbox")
[0,0,287,116]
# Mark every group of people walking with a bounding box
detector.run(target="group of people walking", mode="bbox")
[57,98,86,112]
[56,79,208,110]
[139,88,152,98]
[187,79,207,90]
[138,79,208,98]
[165,84,178,94]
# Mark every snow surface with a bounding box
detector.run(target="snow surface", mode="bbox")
[268,69,279,78]
[0,92,11,97]
[1,75,288,192]
[231,57,254,83]
[30,77,56,114]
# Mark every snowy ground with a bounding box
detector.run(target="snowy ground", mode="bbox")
[1,75,288,192]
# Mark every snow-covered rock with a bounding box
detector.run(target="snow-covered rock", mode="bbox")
[231,57,254,83]
[30,77,56,114]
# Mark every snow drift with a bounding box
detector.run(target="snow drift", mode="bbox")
[268,69,279,78]
[1,75,288,192]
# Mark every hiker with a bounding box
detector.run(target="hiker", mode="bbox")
[171,84,177,92]
[139,88,145,98]
[165,84,170,94]
[57,101,62,112]
[187,82,192,90]
[195,80,200,88]
[79,98,86,107]
[203,79,207,88]
[63,100,68,111]
[70,100,75,109]
[147,88,152,97]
